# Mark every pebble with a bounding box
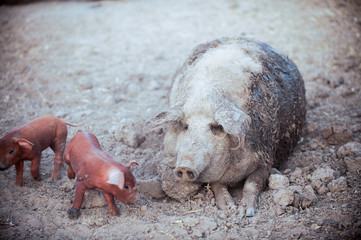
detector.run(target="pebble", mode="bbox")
[268,174,289,190]
[273,188,294,207]
[336,142,361,159]
[322,125,352,145]
[311,166,335,183]
[327,177,347,192]
[344,157,361,174]
[115,118,146,148]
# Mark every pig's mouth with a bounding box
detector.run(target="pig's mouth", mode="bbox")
[0,163,7,171]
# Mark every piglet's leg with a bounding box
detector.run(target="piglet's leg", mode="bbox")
[238,167,268,217]
[67,165,76,179]
[15,161,24,186]
[211,182,236,210]
[68,181,87,219]
[30,155,41,181]
[102,192,120,217]
[51,142,66,180]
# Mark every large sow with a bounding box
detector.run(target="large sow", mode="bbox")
[149,37,306,216]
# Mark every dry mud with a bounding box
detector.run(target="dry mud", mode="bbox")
[0,0,360,239]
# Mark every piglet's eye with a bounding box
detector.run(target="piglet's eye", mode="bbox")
[8,149,15,155]
[124,185,129,190]
[210,124,224,135]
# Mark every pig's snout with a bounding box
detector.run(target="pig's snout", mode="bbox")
[175,155,206,182]
[175,166,197,181]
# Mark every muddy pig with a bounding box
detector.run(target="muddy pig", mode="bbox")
[64,131,139,219]
[0,116,81,186]
[148,37,306,217]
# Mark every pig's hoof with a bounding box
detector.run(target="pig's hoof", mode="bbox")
[246,208,254,217]
[68,208,81,219]
[238,196,256,218]
[109,208,120,217]
[15,182,24,187]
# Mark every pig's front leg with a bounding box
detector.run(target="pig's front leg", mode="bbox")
[102,192,120,216]
[238,167,268,217]
[15,161,24,186]
[211,182,236,210]
[68,181,87,219]
[30,155,41,181]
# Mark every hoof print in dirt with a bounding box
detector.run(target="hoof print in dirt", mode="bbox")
[68,208,81,220]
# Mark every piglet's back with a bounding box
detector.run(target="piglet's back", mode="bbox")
[66,131,117,171]
[7,116,66,151]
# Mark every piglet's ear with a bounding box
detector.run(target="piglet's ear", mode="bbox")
[14,138,34,151]
[126,161,139,169]
[107,170,125,189]
[215,100,251,147]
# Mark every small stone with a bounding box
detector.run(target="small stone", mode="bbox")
[137,178,166,199]
[311,167,335,183]
[115,118,146,148]
[311,179,329,195]
[322,125,353,145]
[344,157,361,174]
[283,169,292,174]
[273,188,294,206]
[81,191,107,209]
[289,167,303,183]
[269,174,289,190]
[327,177,347,192]
[302,185,318,208]
[270,168,282,175]
[273,205,285,216]
[336,142,361,159]
[140,206,148,212]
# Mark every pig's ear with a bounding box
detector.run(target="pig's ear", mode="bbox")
[107,170,125,189]
[215,101,251,146]
[14,138,34,151]
[146,106,183,128]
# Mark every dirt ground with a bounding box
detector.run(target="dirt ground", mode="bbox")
[0,0,360,239]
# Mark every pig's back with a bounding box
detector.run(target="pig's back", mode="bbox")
[169,38,264,111]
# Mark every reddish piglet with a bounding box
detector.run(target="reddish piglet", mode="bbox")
[64,131,139,219]
[0,116,81,186]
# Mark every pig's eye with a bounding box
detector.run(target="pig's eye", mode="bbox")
[124,185,129,190]
[179,122,188,131]
[8,149,15,155]
[210,124,224,135]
